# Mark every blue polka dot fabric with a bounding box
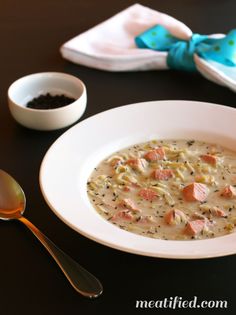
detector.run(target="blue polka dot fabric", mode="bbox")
[135,25,236,71]
[199,30,236,67]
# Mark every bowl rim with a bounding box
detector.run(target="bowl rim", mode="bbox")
[7,71,87,113]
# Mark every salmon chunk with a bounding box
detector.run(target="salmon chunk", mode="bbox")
[185,220,206,236]
[144,147,165,161]
[126,158,147,172]
[211,207,226,217]
[200,154,217,166]
[123,186,131,192]
[183,183,209,202]
[220,185,236,198]
[111,210,134,221]
[152,169,174,180]
[119,198,140,212]
[110,158,122,168]
[200,204,226,218]
[138,188,158,201]
[164,209,187,225]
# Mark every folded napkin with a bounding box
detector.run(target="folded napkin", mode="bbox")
[61,3,236,92]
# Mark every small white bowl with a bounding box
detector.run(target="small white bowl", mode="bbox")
[8,72,87,131]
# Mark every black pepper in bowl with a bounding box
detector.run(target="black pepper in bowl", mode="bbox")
[26,93,76,110]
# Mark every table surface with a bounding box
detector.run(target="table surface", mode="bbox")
[1,1,236,314]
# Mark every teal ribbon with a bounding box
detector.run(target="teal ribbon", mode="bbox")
[135,25,236,71]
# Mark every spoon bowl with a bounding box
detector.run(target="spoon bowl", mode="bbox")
[0,169,103,298]
[0,170,25,219]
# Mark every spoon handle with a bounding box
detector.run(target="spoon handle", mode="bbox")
[18,216,103,298]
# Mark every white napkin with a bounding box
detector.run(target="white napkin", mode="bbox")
[60,3,236,92]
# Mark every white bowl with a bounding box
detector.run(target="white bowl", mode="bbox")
[8,72,87,131]
[40,100,236,259]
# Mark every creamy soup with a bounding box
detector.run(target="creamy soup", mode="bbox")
[87,140,236,240]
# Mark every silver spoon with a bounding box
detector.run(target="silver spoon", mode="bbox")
[0,169,103,298]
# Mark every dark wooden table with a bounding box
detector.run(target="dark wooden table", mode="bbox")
[1,1,236,314]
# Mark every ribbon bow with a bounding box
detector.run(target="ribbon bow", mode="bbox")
[135,25,236,72]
